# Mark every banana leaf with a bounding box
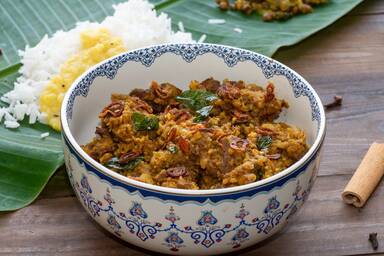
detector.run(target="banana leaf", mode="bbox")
[0,0,362,211]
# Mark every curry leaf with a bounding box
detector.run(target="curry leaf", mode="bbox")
[257,135,273,150]
[194,105,213,122]
[104,156,144,171]
[176,89,218,110]
[176,90,217,122]
[167,144,178,154]
[132,112,159,131]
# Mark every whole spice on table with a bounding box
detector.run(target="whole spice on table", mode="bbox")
[324,95,343,110]
[369,233,379,250]
[342,142,384,207]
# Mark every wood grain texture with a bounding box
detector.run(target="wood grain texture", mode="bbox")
[1,174,383,256]
[1,0,384,255]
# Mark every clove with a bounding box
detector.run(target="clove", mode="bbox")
[324,95,342,110]
[369,233,378,250]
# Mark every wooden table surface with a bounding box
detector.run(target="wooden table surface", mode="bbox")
[1,1,384,255]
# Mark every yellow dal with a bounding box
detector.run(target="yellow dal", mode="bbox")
[39,28,126,130]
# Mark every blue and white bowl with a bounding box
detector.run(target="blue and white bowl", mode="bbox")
[61,43,326,255]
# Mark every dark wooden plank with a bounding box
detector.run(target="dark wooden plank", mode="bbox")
[245,174,384,255]
[275,17,384,78]
[349,0,384,16]
[0,196,152,256]
[1,174,384,256]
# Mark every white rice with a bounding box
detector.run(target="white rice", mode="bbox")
[234,28,243,33]
[1,22,98,127]
[4,121,20,129]
[208,19,226,24]
[178,21,185,32]
[0,0,194,129]
[198,34,207,43]
[40,132,50,139]
[0,109,4,122]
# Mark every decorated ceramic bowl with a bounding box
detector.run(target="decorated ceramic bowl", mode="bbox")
[61,43,326,255]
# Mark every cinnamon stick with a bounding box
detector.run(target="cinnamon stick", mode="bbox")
[342,142,384,207]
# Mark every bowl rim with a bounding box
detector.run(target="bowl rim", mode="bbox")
[61,43,326,196]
